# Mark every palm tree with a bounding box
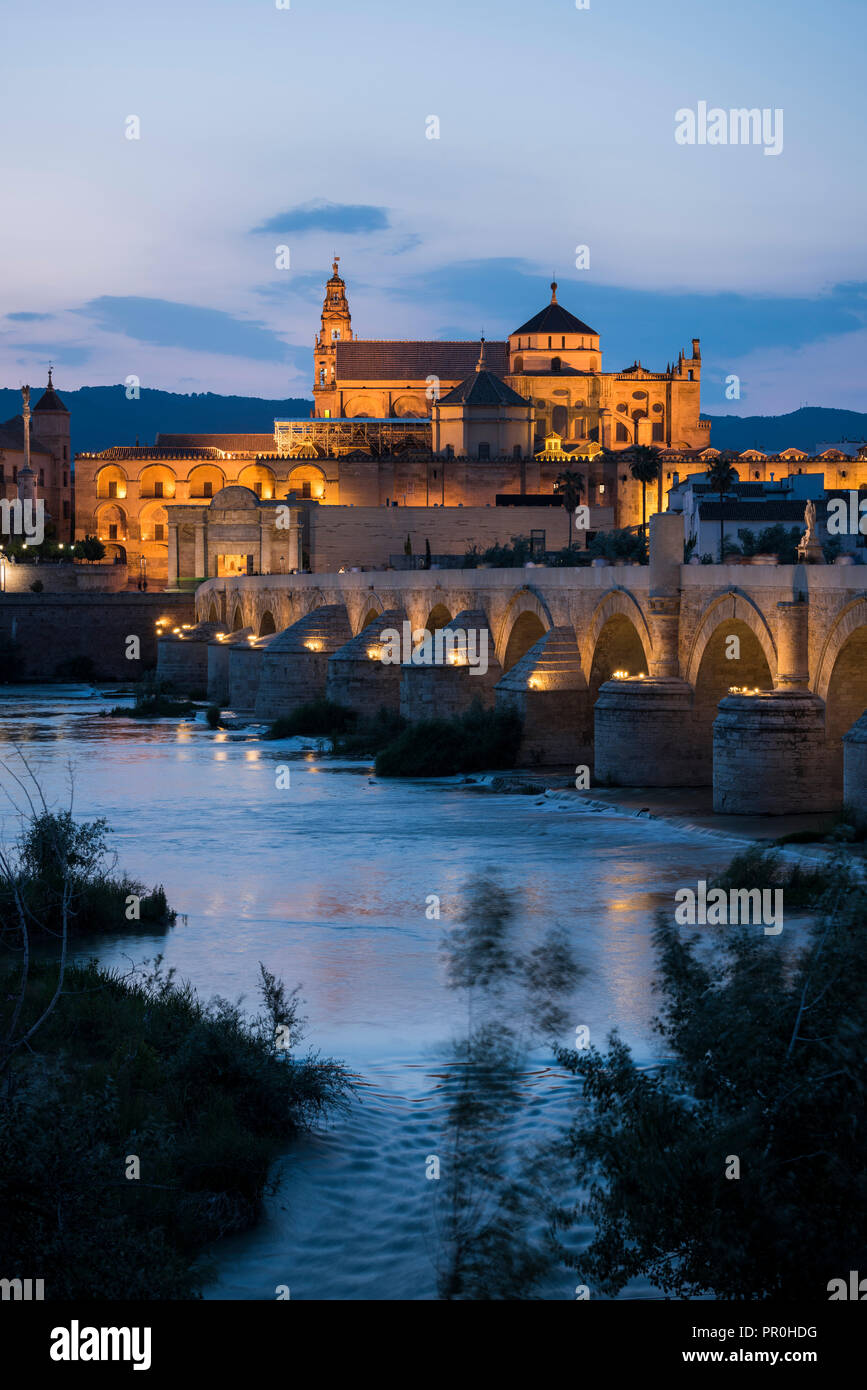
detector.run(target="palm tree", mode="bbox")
[554,469,585,548]
[628,445,662,538]
[705,454,740,562]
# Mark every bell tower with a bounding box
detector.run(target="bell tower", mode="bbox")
[314,257,353,417]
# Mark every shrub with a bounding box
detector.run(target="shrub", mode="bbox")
[265,699,357,739]
[375,702,522,777]
[0,959,351,1297]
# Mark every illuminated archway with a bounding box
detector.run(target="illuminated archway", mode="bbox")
[588,614,648,702]
[259,610,277,636]
[503,611,547,672]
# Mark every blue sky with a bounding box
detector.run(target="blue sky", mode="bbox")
[1,0,865,414]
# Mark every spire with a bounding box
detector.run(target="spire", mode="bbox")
[475,336,487,373]
[331,254,341,280]
[550,277,558,304]
[48,362,53,387]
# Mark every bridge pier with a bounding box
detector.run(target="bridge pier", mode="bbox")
[207,628,253,704]
[254,604,352,721]
[495,626,590,766]
[713,691,840,814]
[326,609,408,714]
[399,609,500,722]
[228,633,276,712]
[594,676,705,786]
[156,620,226,694]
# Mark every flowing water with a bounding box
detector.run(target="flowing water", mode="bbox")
[0,686,754,1300]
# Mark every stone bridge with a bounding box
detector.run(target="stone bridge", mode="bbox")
[172,515,867,815]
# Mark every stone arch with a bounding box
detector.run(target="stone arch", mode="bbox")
[95,463,129,499]
[587,614,650,703]
[344,394,382,419]
[231,603,244,633]
[287,464,327,500]
[95,500,128,541]
[259,610,277,636]
[495,586,555,668]
[237,463,277,500]
[207,598,220,623]
[425,602,452,634]
[138,498,168,543]
[391,394,427,418]
[137,463,177,499]
[815,600,867,746]
[582,589,653,687]
[186,463,226,498]
[356,596,385,634]
[686,591,777,689]
[815,599,867,703]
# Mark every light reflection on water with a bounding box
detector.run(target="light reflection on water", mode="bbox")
[0,686,749,1300]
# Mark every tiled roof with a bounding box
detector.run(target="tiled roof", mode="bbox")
[0,417,53,455]
[155,433,276,453]
[438,369,531,408]
[34,385,68,413]
[336,340,508,381]
[512,302,597,337]
[79,445,227,460]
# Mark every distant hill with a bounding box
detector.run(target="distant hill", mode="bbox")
[0,386,313,459]
[703,407,867,456]
[1,386,865,461]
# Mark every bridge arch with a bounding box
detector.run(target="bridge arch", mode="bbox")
[207,597,220,624]
[230,603,244,633]
[686,591,777,689]
[356,594,386,635]
[815,599,867,745]
[425,601,452,634]
[583,589,653,694]
[495,586,555,670]
[258,610,277,636]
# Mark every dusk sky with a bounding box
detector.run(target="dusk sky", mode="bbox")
[2,0,865,414]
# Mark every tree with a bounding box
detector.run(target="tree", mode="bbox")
[628,445,661,537]
[705,454,740,563]
[554,851,867,1299]
[554,470,585,548]
[404,533,412,557]
[424,537,432,570]
[73,534,106,565]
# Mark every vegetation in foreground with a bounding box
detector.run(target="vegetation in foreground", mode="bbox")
[264,700,407,757]
[554,852,867,1299]
[375,702,522,778]
[709,843,840,908]
[0,958,351,1298]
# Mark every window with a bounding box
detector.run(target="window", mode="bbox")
[445,445,454,460]
[39,470,44,485]
[513,355,524,373]
[616,422,629,442]
[154,523,165,541]
[652,422,664,442]
[109,524,118,540]
[561,337,566,348]
[547,336,552,349]
[478,443,490,460]
[108,480,118,498]
[13,467,18,483]
[0,466,4,483]
[63,471,68,487]
[63,500,70,519]
[203,481,213,497]
[153,480,164,498]
[302,481,311,498]
[63,445,68,461]
[551,357,562,372]
[254,482,263,498]
[331,329,340,341]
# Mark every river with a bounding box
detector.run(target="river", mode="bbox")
[0,685,754,1300]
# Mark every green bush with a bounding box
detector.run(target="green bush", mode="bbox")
[334,707,406,757]
[375,702,522,777]
[265,699,357,739]
[709,844,836,908]
[0,959,351,1298]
